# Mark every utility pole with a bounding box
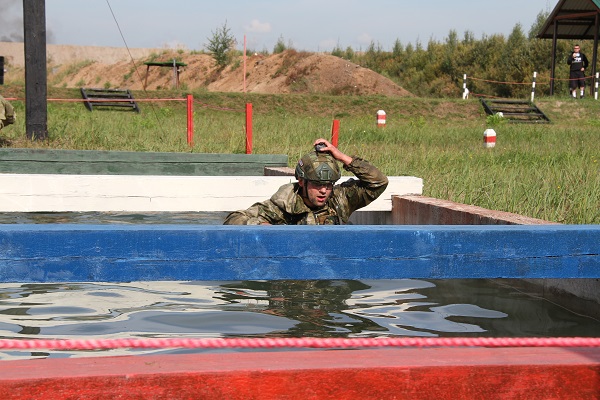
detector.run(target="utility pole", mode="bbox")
[23,0,48,140]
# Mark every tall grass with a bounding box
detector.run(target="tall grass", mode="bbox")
[1,88,598,224]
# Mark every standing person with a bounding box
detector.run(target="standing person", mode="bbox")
[0,94,15,131]
[223,138,388,225]
[567,44,589,99]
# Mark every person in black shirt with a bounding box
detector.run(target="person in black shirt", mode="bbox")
[567,44,589,99]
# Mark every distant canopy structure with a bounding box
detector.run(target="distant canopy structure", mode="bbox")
[537,0,600,95]
[143,60,188,89]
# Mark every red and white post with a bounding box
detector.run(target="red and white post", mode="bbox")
[483,129,496,148]
[531,71,537,103]
[377,110,386,128]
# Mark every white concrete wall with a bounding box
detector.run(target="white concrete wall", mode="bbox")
[0,174,422,212]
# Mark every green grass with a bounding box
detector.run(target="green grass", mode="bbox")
[1,86,598,224]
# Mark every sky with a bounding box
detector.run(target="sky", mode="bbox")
[1,0,554,52]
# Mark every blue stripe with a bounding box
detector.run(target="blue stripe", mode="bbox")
[0,225,598,282]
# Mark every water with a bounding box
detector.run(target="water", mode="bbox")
[0,279,599,360]
[1,212,599,360]
[0,211,228,225]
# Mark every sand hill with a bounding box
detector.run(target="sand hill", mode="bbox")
[1,42,412,97]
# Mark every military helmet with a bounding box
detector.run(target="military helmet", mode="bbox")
[295,151,341,183]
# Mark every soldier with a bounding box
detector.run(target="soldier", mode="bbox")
[223,138,388,225]
[0,94,15,131]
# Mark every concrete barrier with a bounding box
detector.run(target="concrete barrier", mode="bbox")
[0,174,423,214]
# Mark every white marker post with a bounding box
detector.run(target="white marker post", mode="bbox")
[377,110,386,128]
[483,129,496,148]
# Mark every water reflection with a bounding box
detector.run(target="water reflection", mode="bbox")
[0,212,228,225]
[0,279,599,360]
[217,280,373,337]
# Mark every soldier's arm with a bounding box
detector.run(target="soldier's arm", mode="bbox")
[343,157,389,194]
[312,138,352,166]
[223,201,283,225]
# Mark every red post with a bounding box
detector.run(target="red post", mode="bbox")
[187,94,194,147]
[245,103,253,154]
[331,119,340,147]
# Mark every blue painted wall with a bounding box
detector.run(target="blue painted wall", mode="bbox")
[0,225,598,282]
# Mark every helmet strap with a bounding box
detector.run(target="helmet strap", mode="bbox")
[298,179,313,205]
[299,179,308,199]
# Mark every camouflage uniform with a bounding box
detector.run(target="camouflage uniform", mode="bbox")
[223,157,388,225]
[0,95,15,131]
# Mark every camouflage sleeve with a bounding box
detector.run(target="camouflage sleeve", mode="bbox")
[337,157,389,213]
[223,200,287,225]
[0,97,7,121]
[0,96,15,127]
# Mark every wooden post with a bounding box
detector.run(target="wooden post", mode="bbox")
[550,20,558,96]
[144,65,150,90]
[172,59,177,89]
[23,0,48,140]
[0,56,4,85]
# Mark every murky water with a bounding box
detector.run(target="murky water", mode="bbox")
[0,279,599,360]
[0,213,598,360]
[0,211,228,225]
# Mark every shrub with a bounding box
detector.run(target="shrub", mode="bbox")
[205,21,236,68]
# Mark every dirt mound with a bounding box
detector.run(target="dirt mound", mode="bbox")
[2,43,411,96]
[207,51,413,97]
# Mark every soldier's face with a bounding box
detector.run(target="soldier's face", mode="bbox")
[300,180,333,208]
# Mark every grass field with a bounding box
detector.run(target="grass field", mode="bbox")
[1,86,599,224]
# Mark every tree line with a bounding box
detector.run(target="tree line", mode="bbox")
[332,11,593,98]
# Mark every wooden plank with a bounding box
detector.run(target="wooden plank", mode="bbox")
[86,102,136,107]
[0,225,597,282]
[0,149,288,175]
[144,61,187,67]
[393,195,557,225]
[0,175,422,212]
[0,347,598,399]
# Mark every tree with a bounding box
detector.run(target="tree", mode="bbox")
[206,21,236,68]
[273,35,287,54]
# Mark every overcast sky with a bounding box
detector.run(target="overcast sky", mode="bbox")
[2,0,554,52]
